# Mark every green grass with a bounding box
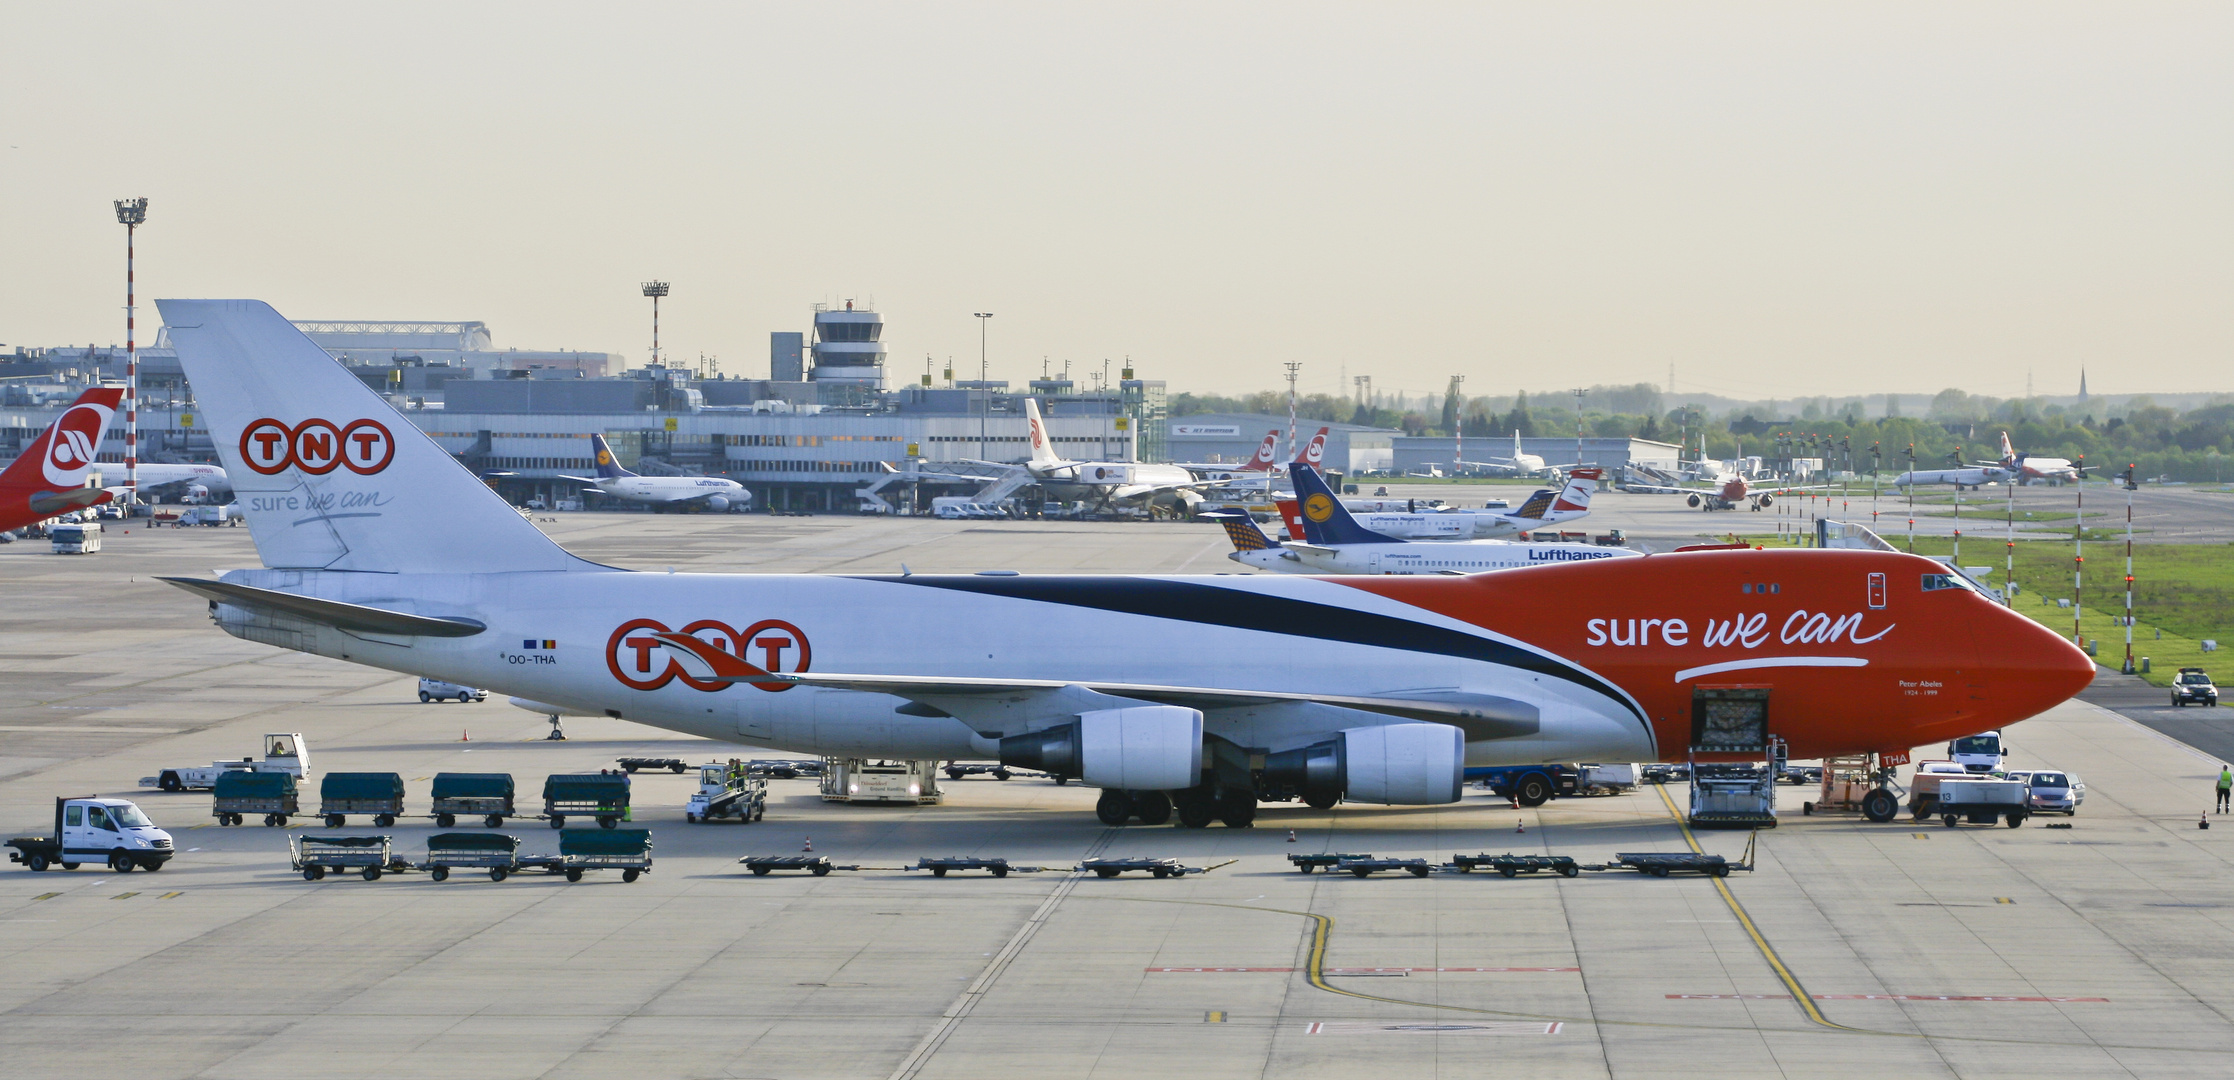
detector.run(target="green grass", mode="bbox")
[1741,533,2234,687]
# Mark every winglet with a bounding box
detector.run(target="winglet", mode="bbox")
[649,631,785,683]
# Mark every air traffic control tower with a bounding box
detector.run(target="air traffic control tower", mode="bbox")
[809,301,885,389]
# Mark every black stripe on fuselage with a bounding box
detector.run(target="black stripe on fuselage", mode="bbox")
[868,575,1639,721]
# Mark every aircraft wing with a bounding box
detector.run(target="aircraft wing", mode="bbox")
[556,476,603,485]
[158,577,488,638]
[648,632,1539,739]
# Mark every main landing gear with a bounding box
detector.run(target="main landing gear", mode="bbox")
[1097,786,1255,828]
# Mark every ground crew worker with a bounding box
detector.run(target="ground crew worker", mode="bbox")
[2217,765,2231,813]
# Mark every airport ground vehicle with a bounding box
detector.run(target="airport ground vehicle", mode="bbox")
[418,678,486,703]
[559,828,652,882]
[291,834,401,881]
[1471,765,1580,807]
[424,832,521,881]
[8,797,175,873]
[49,521,100,554]
[821,759,941,804]
[1926,777,2030,827]
[684,761,768,823]
[178,504,239,526]
[212,770,299,826]
[430,772,515,827]
[1801,753,1907,822]
[1577,763,1638,794]
[544,773,630,828]
[142,732,311,792]
[2021,770,2081,815]
[1688,764,1778,827]
[1948,730,2008,772]
[2172,668,2219,707]
[320,772,405,827]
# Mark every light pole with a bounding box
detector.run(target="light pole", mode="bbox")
[2122,463,2136,672]
[642,281,669,366]
[114,198,148,509]
[1284,361,1304,462]
[974,313,993,460]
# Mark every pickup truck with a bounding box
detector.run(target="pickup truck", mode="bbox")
[141,732,311,792]
[7,796,176,873]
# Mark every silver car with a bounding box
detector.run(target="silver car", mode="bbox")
[2024,770,2081,815]
[417,678,487,704]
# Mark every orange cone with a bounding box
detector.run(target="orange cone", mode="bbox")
[1516,817,1525,834]
[461,730,469,742]
[803,836,814,852]
[1286,829,1296,843]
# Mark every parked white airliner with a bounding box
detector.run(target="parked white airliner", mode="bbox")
[560,433,750,511]
[151,300,2094,829]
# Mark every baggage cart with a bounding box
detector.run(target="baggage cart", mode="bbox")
[424,831,520,881]
[558,828,651,882]
[1448,853,1580,878]
[212,770,298,827]
[543,773,630,829]
[1335,857,1433,878]
[1079,857,1223,879]
[1286,852,1374,874]
[1605,852,1735,878]
[319,772,405,828]
[1927,778,2030,828]
[292,834,403,881]
[430,772,516,828]
[616,757,688,774]
[741,855,852,876]
[909,856,1041,877]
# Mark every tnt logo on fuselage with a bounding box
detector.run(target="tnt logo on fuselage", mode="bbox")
[606,617,809,693]
[239,418,395,476]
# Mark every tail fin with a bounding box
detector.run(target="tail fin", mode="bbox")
[1999,431,2016,464]
[1288,463,1399,545]
[156,299,580,574]
[590,433,635,479]
[0,386,123,492]
[1236,430,1280,473]
[1294,427,1329,469]
[1547,468,1600,515]
[1206,511,1279,552]
[1023,397,1063,469]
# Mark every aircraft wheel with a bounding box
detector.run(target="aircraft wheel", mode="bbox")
[1217,789,1257,828]
[1862,789,1899,823]
[1132,791,1173,826]
[1095,789,1134,826]
[1173,788,1217,829]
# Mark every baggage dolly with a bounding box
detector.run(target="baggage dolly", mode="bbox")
[909,856,1044,877]
[559,828,652,882]
[741,855,857,876]
[1286,852,1373,874]
[1448,853,1580,878]
[212,771,298,827]
[319,772,406,828]
[429,772,517,828]
[1334,857,1433,878]
[1078,857,1229,879]
[543,773,631,829]
[292,834,404,881]
[424,831,520,882]
[616,757,688,774]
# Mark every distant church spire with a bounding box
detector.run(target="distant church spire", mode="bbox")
[2079,368,2088,400]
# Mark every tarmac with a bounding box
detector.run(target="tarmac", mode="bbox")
[4,510,2234,1079]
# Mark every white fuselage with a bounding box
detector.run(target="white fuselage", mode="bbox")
[1232,540,1641,576]
[595,475,748,508]
[93,462,232,496]
[1894,468,2004,489]
[1347,508,1573,540]
[207,565,1656,768]
[1035,461,1201,503]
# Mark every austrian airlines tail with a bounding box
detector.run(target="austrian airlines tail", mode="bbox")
[156,299,580,574]
[0,386,125,531]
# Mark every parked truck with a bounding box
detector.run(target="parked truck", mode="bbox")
[141,732,311,792]
[8,796,175,872]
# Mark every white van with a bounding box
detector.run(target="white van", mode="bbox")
[50,522,101,554]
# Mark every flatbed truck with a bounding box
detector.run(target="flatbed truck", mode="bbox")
[7,797,175,873]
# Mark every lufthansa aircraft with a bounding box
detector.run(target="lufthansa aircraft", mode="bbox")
[561,433,750,512]
[155,300,2093,829]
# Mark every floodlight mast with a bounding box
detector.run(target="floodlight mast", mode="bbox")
[642,281,670,366]
[114,198,148,507]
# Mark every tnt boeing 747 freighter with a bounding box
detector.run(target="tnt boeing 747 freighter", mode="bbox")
[154,300,2093,829]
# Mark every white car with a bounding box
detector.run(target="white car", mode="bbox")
[418,678,487,704]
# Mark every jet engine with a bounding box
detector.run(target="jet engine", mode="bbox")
[705,495,731,512]
[1755,493,1774,508]
[1261,723,1464,807]
[1685,493,1702,508]
[998,706,1203,791]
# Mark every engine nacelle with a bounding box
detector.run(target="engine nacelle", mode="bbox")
[1685,493,1703,508]
[1755,493,1774,508]
[998,706,1203,791]
[705,495,731,512]
[1261,723,1464,806]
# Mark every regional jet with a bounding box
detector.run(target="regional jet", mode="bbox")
[561,433,750,512]
[153,299,2094,829]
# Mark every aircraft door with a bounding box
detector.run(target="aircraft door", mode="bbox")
[1690,685,1770,756]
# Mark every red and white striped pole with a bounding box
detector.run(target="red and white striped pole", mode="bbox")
[115,198,148,509]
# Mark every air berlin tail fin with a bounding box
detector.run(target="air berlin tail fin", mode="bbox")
[1236,430,1280,473]
[1294,427,1329,468]
[1023,397,1064,469]
[157,299,581,575]
[0,386,123,492]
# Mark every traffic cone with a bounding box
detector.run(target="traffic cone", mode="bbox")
[1508,795,1519,809]
[1515,817,1525,834]
[803,836,814,851]
[461,730,469,742]
[1286,829,1296,843]
[2201,814,2211,831]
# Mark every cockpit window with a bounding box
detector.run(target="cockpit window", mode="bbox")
[1922,574,1975,593]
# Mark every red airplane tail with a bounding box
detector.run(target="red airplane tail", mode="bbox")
[0,387,125,531]
[1235,430,1280,473]
[1293,427,1329,469]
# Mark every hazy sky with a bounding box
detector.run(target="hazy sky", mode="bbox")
[4,3,2228,401]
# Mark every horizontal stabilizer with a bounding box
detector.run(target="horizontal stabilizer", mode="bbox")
[158,577,487,638]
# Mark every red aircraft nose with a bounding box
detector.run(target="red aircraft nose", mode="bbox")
[1972,599,2096,726]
